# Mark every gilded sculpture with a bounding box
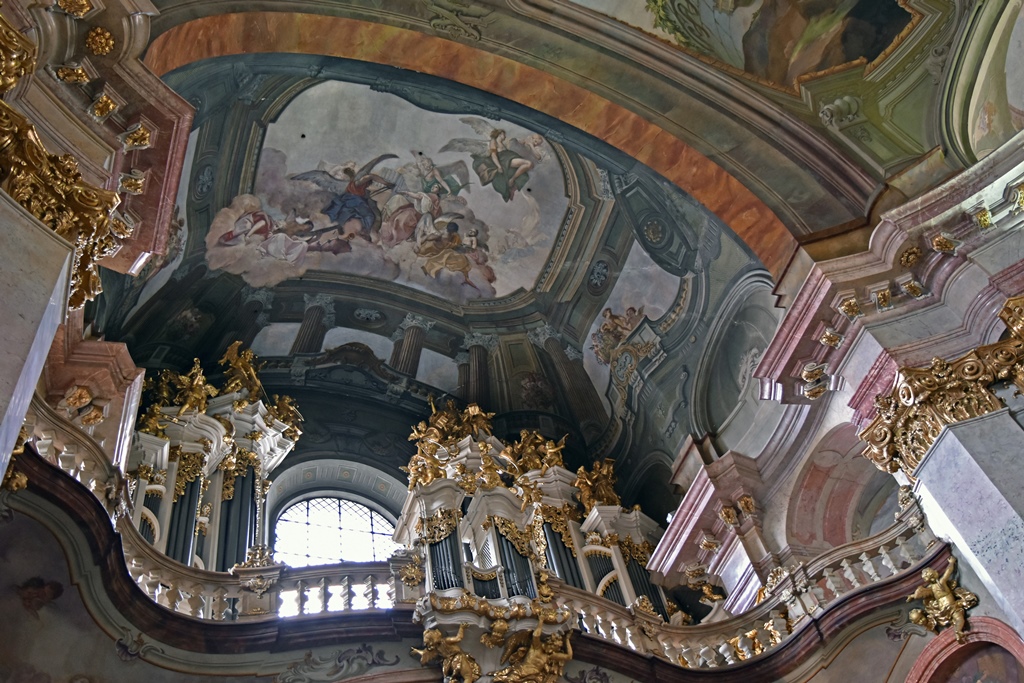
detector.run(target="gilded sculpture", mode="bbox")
[492,622,572,683]
[412,623,481,683]
[861,298,1024,477]
[573,459,620,515]
[267,394,303,440]
[906,556,977,643]
[219,341,265,409]
[171,359,218,417]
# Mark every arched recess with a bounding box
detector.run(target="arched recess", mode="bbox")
[143,12,798,279]
[785,423,899,560]
[905,616,1024,683]
[690,270,782,455]
[942,0,1024,164]
[621,452,679,526]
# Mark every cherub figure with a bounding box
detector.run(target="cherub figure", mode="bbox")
[219,341,264,407]
[480,618,510,648]
[573,458,620,515]
[172,359,218,417]
[268,394,303,440]
[478,451,505,491]
[538,435,567,471]
[411,623,481,683]
[461,403,495,437]
[906,556,978,643]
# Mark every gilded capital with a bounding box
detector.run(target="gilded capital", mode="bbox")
[860,296,1024,477]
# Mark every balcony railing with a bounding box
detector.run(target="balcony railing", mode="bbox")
[118,517,402,620]
[554,502,935,668]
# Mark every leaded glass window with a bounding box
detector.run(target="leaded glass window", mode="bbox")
[273,497,401,567]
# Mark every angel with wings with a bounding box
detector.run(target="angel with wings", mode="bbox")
[440,118,547,202]
[290,154,397,245]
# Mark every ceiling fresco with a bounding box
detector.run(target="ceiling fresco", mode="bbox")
[207,81,568,302]
[92,53,773,509]
[574,0,913,87]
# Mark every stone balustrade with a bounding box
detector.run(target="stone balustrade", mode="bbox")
[554,500,934,668]
[118,516,405,621]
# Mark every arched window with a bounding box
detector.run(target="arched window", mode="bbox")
[273,497,401,567]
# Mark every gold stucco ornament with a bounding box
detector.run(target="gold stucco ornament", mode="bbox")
[491,622,572,683]
[412,623,481,683]
[572,458,620,515]
[906,556,978,643]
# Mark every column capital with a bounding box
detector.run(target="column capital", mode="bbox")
[303,293,335,328]
[242,287,274,308]
[527,324,560,348]
[255,311,271,329]
[564,345,583,361]
[463,332,499,353]
[390,328,405,342]
[454,351,469,365]
[400,313,435,332]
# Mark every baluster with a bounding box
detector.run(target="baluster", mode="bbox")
[678,643,698,668]
[895,536,915,566]
[295,580,308,615]
[822,568,845,598]
[735,633,755,660]
[386,574,396,606]
[317,577,330,613]
[699,643,721,668]
[915,522,937,549]
[859,552,881,582]
[212,587,229,621]
[754,629,773,652]
[338,576,353,611]
[840,559,862,588]
[718,641,738,666]
[186,582,205,618]
[580,606,599,635]
[365,575,379,609]
[163,581,183,612]
[877,545,898,576]
[769,609,790,640]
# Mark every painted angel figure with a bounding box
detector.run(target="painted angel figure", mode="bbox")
[440,118,547,202]
[291,154,397,246]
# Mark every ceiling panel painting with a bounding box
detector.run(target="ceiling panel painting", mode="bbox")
[205,80,568,303]
[575,0,913,87]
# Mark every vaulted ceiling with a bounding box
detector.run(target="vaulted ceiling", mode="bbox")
[90,0,975,521]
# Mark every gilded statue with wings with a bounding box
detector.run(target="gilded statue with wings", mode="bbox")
[440,118,547,202]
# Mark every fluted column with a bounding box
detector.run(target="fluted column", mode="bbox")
[393,314,435,376]
[528,324,607,442]
[463,333,498,407]
[455,351,470,400]
[237,288,274,348]
[389,328,405,367]
[290,293,335,354]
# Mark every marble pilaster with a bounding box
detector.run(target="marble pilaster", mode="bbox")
[0,195,73,479]
[914,408,1024,636]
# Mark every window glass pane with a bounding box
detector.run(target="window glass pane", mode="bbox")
[273,497,401,568]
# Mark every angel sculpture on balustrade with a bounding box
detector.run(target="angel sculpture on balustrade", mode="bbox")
[573,458,620,515]
[906,556,978,643]
[491,622,572,683]
[412,623,481,683]
[219,341,265,409]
